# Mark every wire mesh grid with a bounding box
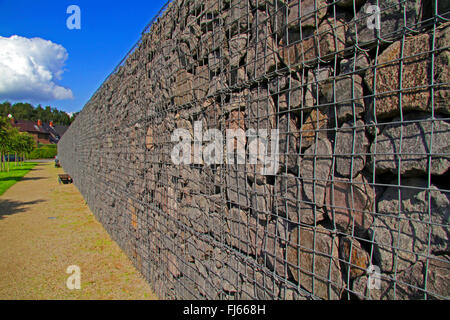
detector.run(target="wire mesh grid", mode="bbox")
[58,0,450,300]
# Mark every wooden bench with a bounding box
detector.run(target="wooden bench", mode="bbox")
[58,174,73,184]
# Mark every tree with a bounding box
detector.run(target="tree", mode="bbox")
[0,117,35,171]
[0,118,16,171]
[0,117,11,171]
[15,133,35,165]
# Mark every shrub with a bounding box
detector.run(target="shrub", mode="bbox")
[27,144,57,159]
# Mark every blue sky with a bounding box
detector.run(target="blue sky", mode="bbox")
[0,0,168,114]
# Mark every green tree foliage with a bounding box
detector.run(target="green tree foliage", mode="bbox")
[0,117,36,171]
[0,101,75,125]
[27,144,57,159]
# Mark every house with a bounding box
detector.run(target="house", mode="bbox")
[11,119,69,145]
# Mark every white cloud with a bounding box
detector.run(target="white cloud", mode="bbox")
[0,35,73,101]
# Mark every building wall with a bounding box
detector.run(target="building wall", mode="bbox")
[58,0,450,300]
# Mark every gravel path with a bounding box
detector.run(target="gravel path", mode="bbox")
[0,162,158,300]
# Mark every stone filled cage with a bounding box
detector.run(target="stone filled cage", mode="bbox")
[58,0,450,300]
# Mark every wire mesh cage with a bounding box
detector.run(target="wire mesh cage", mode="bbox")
[58,0,450,300]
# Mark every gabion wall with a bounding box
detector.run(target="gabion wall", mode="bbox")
[58,0,450,300]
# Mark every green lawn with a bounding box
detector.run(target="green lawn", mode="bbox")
[0,162,38,195]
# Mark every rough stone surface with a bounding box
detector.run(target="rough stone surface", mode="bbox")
[273,173,326,226]
[229,34,248,67]
[247,10,280,80]
[334,120,369,178]
[261,219,289,278]
[225,164,251,209]
[325,174,375,235]
[276,78,303,111]
[339,237,370,279]
[364,22,450,119]
[277,114,300,173]
[173,70,194,105]
[59,0,450,300]
[279,15,347,70]
[353,255,450,300]
[372,178,449,273]
[300,138,333,207]
[347,0,426,46]
[300,109,328,149]
[287,226,344,300]
[271,0,328,39]
[247,86,275,130]
[323,74,366,122]
[225,208,264,256]
[250,183,273,222]
[370,116,450,176]
[224,0,252,36]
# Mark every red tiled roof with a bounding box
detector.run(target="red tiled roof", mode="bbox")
[12,120,49,134]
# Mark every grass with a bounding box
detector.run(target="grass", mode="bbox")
[0,162,38,195]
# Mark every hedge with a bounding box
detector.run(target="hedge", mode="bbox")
[27,144,57,159]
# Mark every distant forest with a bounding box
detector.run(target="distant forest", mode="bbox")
[0,102,79,126]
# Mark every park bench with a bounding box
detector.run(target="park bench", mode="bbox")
[58,174,73,184]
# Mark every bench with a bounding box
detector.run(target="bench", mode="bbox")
[58,174,73,184]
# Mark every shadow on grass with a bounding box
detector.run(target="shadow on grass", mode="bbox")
[0,176,44,182]
[0,199,46,219]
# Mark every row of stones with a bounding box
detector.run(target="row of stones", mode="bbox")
[58,0,450,299]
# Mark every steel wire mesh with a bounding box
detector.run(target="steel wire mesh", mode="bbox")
[58,0,450,300]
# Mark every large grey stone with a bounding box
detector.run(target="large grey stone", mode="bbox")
[305,67,333,108]
[300,138,333,207]
[287,225,344,299]
[224,0,252,36]
[364,22,450,118]
[247,10,280,80]
[339,237,371,279]
[372,178,449,273]
[276,77,303,112]
[225,208,264,256]
[277,114,300,173]
[347,0,425,46]
[173,69,194,106]
[273,173,326,225]
[300,109,329,149]
[340,54,370,75]
[250,183,273,222]
[247,86,276,130]
[261,219,289,278]
[270,0,328,39]
[207,74,228,97]
[229,34,248,67]
[353,255,450,300]
[325,174,375,235]
[334,120,369,178]
[225,164,251,209]
[193,65,210,101]
[370,116,450,176]
[279,15,347,71]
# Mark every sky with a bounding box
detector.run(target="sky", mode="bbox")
[0,0,168,114]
